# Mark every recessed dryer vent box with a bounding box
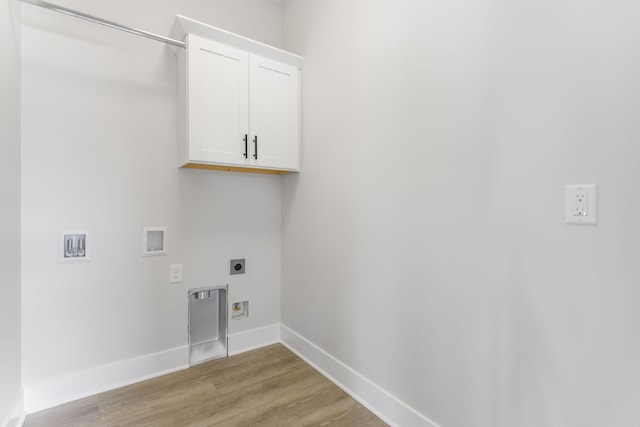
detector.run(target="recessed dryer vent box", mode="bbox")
[188,286,228,365]
[142,226,168,256]
[58,230,91,263]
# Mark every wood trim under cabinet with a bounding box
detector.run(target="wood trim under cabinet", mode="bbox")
[181,163,293,175]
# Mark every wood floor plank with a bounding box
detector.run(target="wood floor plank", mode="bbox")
[214,352,310,395]
[23,396,98,427]
[24,344,387,427]
[178,362,325,426]
[210,379,349,426]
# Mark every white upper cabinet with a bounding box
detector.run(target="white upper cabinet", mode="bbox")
[172,16,303,174]
[189,37,249,166]
[249,55,299,170]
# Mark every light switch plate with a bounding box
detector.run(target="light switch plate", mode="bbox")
[565,184,597,225]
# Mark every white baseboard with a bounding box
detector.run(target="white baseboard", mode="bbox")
[22,324,281,415]
[1,388,25,427]
[228,323,280,356]
[23,345,189,414]
[280,325,440,427]
[21,324,437,427]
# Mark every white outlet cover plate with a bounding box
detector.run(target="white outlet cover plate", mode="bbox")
[565,184,597,225]
[170,264,183,283]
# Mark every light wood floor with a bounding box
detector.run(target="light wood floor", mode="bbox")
[24,344,387,426]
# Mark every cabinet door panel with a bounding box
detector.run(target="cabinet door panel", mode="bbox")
[189,35,249,165]
[249,56,299,170]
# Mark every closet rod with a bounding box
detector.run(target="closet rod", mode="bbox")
[19,0,186,49]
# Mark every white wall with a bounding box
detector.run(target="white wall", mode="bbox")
[21,0,283,408]
[281,1,640,426]
[0,0,22,424]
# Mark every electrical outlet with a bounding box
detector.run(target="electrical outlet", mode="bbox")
[566,184,597,225]
[574,190,588,216]
[170,264,183,283]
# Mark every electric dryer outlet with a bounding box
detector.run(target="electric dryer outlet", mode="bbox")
[230,259,245,275]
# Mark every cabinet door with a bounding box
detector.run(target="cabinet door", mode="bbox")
[188,35,249,165]
[249,55,300,171]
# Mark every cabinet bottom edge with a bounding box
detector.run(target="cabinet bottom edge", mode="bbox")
[180,163,296,175]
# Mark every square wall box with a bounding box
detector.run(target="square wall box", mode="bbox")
[230,259,245,275]
[142,226,168,256]
[231,301,249,320]
[58,230,91,263]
